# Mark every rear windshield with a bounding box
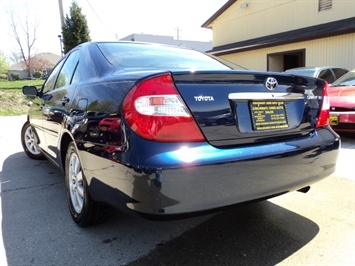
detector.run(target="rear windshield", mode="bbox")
[97,42,232,71]
[285,69,315,77]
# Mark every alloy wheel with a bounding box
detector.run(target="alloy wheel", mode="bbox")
[68,152,84,214]
[24,126,41,156]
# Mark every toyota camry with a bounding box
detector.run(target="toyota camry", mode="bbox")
[21,42,340,226]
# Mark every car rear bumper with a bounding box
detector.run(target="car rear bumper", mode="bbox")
[80,127,340,218]
[330,111,355,133]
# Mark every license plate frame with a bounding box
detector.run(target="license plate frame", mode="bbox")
[250,101,289,131]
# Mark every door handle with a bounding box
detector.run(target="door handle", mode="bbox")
[61,97,70,105]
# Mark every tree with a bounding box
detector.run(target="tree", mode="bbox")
[9,10,39,77]
[30,56,51,72]
[0,51,10,75]
[62,1,91,54]
[9,52,22,65]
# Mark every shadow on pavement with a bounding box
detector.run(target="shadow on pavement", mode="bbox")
[127,201,319,266]
[1,152,319,265]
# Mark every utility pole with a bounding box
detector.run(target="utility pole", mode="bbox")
[58,0,65,29]
[58,0,64,57]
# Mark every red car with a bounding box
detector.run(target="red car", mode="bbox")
[329,69,355,134]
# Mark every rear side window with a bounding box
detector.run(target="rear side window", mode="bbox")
[97,42,231,71]
[55,50,80,89]
[332,68,348,80]
[318,69,334,83]
[43,60,65,93]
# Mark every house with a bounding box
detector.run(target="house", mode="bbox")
[120,33,213,52]
[8,53,61,80]
[202,0,355,71]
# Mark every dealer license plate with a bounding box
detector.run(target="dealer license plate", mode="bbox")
[250,101,289,131]
[329,114,339,125]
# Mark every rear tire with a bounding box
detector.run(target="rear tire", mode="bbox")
[65,142,110,227]
[21,121,44,159]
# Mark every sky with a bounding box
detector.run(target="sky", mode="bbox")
[0,0,228,59]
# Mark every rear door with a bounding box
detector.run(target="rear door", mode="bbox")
[41,50,80,160]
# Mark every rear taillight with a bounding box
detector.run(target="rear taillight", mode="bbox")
[123,73,205,142]
[316,82,330,128]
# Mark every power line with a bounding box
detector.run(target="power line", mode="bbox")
[85,0,111,34]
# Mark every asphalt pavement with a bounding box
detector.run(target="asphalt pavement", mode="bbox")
[0,116,354,265]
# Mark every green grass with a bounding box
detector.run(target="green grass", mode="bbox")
[0,79,44,116]
[0,79,43,90]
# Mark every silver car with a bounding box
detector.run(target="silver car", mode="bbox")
[285,66,348,84]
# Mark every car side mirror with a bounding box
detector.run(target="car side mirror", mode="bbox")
[22,86,39,97]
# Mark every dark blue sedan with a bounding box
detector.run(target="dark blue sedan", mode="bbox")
[21,42,340,226]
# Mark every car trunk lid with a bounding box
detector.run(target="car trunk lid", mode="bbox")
[172,71,327,147]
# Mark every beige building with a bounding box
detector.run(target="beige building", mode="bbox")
[202,0,355,71]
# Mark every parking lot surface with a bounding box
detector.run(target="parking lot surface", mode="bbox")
[0,116,354,265]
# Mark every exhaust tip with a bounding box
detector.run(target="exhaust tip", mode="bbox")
[297,186,311,193]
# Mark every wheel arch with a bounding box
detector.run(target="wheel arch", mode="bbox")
[60,132,74,170]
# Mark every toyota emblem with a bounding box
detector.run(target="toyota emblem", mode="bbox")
[264,77,278,91]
